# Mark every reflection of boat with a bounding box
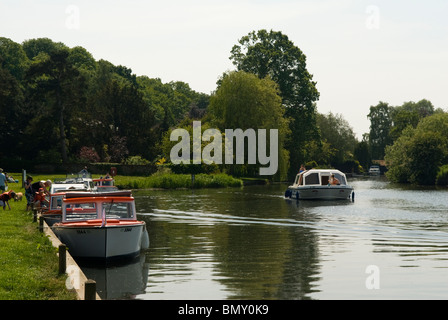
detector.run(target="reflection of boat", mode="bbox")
[93,178,118,192]
[369,165,381,176]
[81,255,149,299]
[285,169,354,200]
[52,191,149,261]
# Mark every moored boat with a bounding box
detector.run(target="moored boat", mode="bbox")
[93,177,118,192]
[285,169,354,201]
[52,190,148,261]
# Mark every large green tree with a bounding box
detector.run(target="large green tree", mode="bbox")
[367,101,393,159]
[209,71,290,180]
[385,112,448,185]
[229,30,320,179]
[25,48,86,163]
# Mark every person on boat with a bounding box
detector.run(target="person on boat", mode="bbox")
[24,175,34,211]
[0,190,16,210]
[299,164,306,173]
[329,174,340,185]
[33,188,49,209]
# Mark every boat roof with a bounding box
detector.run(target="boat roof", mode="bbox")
[298,169,346,175]
[63,190,134,203]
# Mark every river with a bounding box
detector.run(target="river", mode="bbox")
[81,177,448,300]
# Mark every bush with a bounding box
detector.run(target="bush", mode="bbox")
[436,165,448,186]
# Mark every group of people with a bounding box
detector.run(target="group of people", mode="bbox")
[24,176,51,211]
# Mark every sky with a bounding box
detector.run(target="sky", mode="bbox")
[1,0,447,138]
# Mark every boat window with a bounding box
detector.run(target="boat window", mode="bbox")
[102,202,134,219]
[304,172,320,185]
[64,202,97,221]
[332,173,346,185]
[50,196,63,210]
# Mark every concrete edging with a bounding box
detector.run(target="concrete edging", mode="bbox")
[38,215,101,300]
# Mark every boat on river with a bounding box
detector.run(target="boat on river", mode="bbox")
[93,177,118,192]
[52,190,149,261]
[285,169,354,201]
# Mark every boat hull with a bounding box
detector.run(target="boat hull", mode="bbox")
[52,222,145,261]
[286,185,354,200]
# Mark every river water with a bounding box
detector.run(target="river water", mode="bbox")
[82,177,448,300]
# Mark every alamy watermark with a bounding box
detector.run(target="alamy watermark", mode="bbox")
[170,121,279,176]
[365,5,380,30]
[365,265,380,289]
[65,5,81,30]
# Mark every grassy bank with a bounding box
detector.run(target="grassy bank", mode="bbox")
[17,172,243,190]
[0,184,77,300]
[116,173,243,189]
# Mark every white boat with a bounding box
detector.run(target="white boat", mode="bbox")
[285,169,354,201]
[93,177,119,192]
[52,190,149,261]
[368,165,381,176]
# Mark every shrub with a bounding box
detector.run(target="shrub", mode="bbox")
[436,165,448,186]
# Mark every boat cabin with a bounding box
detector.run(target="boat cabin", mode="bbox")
[294,169,348,187]
[61,191,136,223]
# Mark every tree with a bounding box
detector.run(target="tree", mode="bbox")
[368,101,393,159]
[209,71,290,180]
[385,112,448,185]
[317,112,357,167]
[230,29,320,178]
[0,37,29,80]
[389,99,435,141]
[25,48,86,163]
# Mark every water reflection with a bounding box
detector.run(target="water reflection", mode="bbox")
[80,178,448,300]
[82,255,149,300]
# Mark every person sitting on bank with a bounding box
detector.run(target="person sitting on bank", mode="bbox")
[329,174,340,185]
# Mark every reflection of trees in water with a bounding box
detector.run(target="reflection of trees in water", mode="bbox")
[209,190,321,300]
[135,186,322,299]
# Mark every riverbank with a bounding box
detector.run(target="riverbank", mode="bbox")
[0,186,77,300]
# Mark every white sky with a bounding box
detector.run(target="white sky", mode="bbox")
[1,0,447,138]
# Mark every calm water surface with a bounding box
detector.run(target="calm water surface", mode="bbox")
[82,177,448,300]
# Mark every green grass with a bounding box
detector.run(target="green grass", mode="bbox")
[116,173,243,189]
[17,172,243,190]
[0,181,77,300]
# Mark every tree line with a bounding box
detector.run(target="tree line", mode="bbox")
[367,100,448,185]
[5,31,444,183]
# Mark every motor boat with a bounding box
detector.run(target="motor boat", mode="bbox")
[285,169,354,201]
[52,190,149,261]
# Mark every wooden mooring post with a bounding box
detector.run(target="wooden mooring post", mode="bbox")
[58,244,67,275]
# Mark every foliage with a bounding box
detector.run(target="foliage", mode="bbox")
[0,37,209,165]
[209,71,290,180]
[123,155,150,165]
[229,29,320,179]
[79,146,100,163]
[316,112,357,167]
[435,165,448,186]
[385,113,448,185]
[368,101,393,159]
[116,173,243,189]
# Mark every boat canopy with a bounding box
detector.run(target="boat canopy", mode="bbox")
[293,169,348,186]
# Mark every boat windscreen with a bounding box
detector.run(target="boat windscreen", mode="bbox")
[103,202,134,219]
